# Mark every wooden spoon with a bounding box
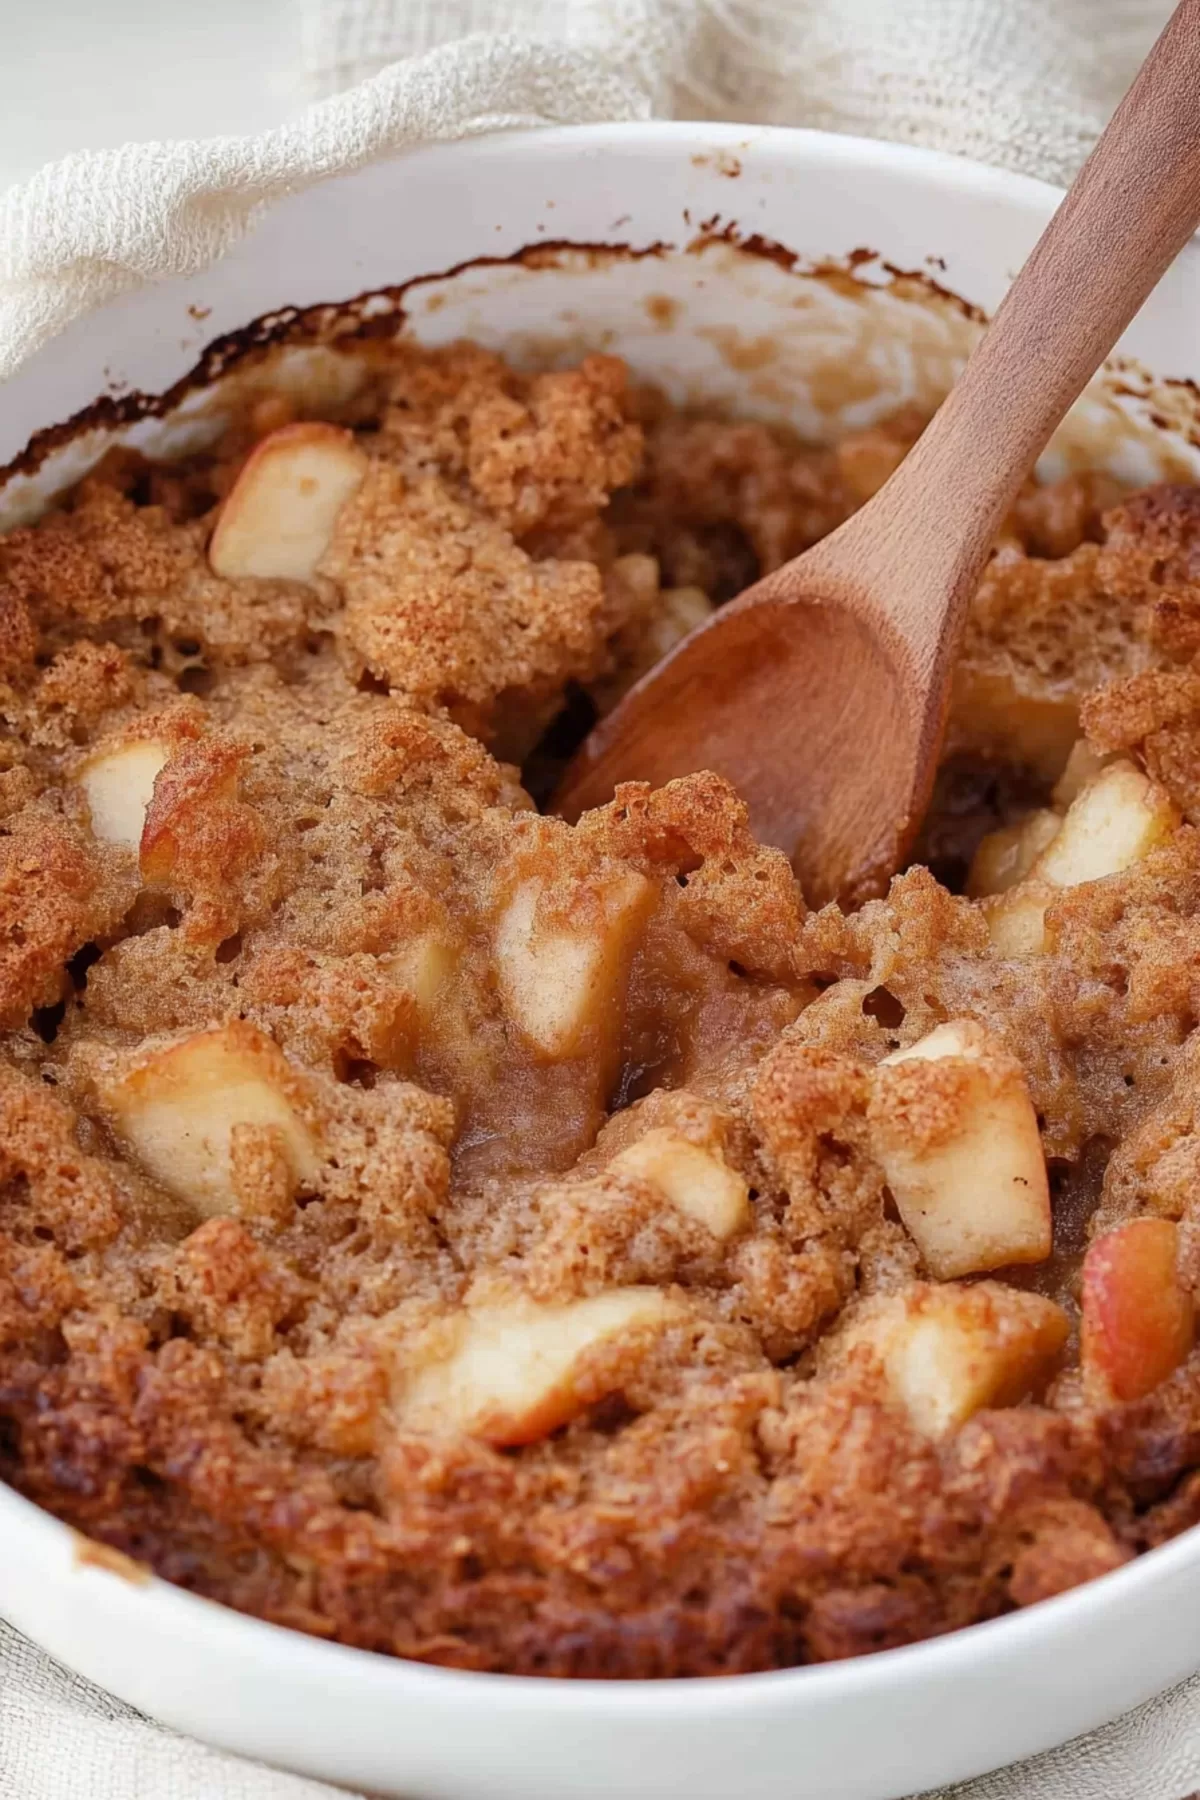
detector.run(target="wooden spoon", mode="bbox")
[556,0,1200,906]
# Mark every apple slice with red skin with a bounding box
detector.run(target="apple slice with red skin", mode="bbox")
[1082,1217,1194,1403]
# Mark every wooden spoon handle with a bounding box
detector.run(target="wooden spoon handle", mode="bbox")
[852,0,1200,639]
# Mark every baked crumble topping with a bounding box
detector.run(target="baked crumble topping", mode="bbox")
[4,338,1200,1675]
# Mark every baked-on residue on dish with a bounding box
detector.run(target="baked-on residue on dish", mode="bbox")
[3,339,1200,1675]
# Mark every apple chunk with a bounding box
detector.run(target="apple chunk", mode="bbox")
[398,1288,676,1445]
[967,808,1061,899]
[384,931,459,1012]
[843,1281,1068,1437]
[1036,759,1179,887]
[982,881,1058,957]
[95,1022,320,1217]
[949,667,1081,784]
[77,738,169,850]
[869,1020,1051,1279]
[984,760,1180,953]
[611,1128,750,1241]
[649,586,714,655]
[494,870,654,1059]
[1051,739,1114,809]
[208,422,367,583]
[1082,1217,1194,1403]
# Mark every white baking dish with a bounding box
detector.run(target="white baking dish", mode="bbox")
[3,121,1200,1800]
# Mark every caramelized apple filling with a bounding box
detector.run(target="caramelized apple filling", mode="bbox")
[3,336,1200,1677]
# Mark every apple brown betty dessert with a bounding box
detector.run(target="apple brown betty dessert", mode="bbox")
[7,338,1200,1677]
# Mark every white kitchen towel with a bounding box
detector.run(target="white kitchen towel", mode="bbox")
[0,0,1173,385]
[0,1,1194,1797]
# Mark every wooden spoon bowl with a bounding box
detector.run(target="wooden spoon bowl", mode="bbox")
[560,566,920,906]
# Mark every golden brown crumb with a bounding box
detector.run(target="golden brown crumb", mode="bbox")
[5,337,1200,1679]
[466,355,642,536]
[325,462,610,743]
[1097,483,1200,660]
